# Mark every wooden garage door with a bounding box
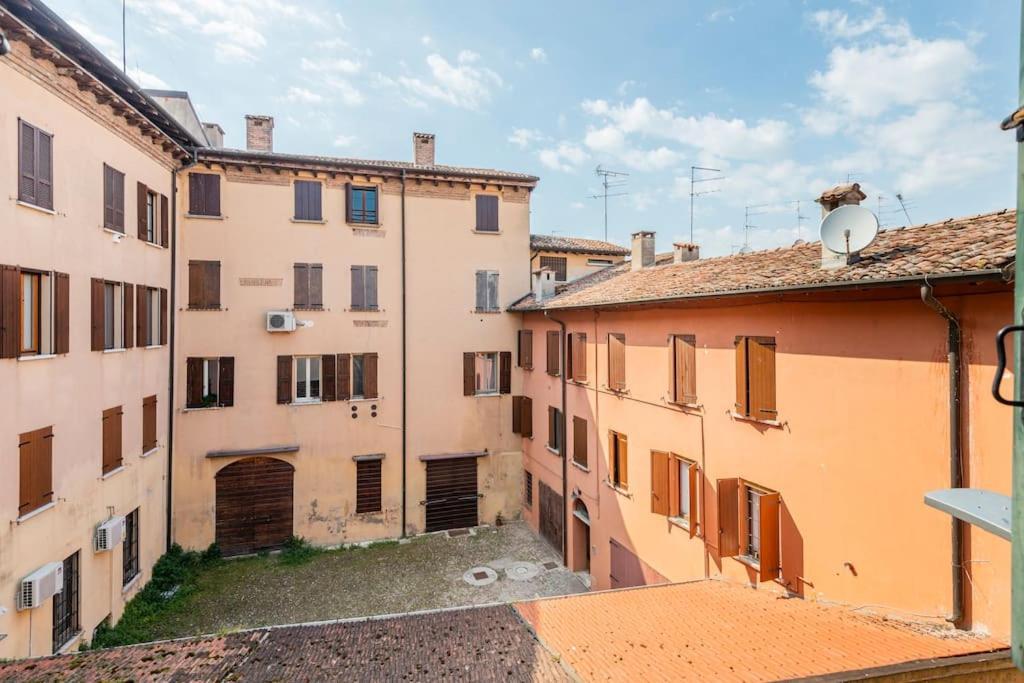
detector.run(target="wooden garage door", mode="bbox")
[425,457,479,532]
[215,457,294,557]
[539,481,564,551]
[609,538,668,589]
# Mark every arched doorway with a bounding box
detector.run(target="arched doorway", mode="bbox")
[215,457,295,556]
[572,499,591,574]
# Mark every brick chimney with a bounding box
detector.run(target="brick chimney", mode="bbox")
[413,132,435,166]
[202,122,224,148]
[815,182,866,218]
[673,242,699,264]
[245,115,274,152]
[630,231,655,271]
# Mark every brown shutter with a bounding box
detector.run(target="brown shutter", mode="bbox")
[749,337,777,421]
[521,396,533,438]
[294,263,309,308]
[499,351,511,394]
[160,194,169,247]
[677,335,697,404]
[37,130,53,210]
[159,288,168,345]
[617,432,629,489]
[546,330,559,375]
[364,352,379,399]
[18,431,34,515]
[608,333,626,391]
[350,266,364,309]
[0,265,21,358]
[19,426,54,515]
[113,169,124,231]
[103,165,114,229]
[512,396,523,434]
[573,416,587,468]
[219,356,235,407]
[345,182,353,222]
[90,278,104,351]
[355,459,383,513]
[475,195,499,231]
[137,286,148,347]
[321,354,337,402]
[137,182,148,240]
[276,355,292,404]
[548,406,557,449]
[207,174,221,216]
[463,352,476,396]
[188,262,203,309]
[573,333,587,382]
[650,450,670,516]
[759,491,781,581]
[186,357,202,408]
[310,264,323,308]
[19,121,37,205]
[142,395,157,452]
[688,464,700,538]
[207,262,221,308]
[518,329,533,369]
[102,406,123,474]
[337,353,351,400]
[734,337,749,416]
[189,173,204,215]
[54,272,69,354]
[718,478,740,557]
[123,283,134,349]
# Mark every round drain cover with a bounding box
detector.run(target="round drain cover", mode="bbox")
[462,566,498,587]
[505,561,541,581]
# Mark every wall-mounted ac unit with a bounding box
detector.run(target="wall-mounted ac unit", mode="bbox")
[267,311,296,332]
[17,562,63,610]
[94,515,126,552]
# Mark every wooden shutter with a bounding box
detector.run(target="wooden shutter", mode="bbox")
[159,288,168,345]
[337,353,351,400]
[366,266,379,310]
[123,283,134,348]
[546,330,560,375]
[650,451,670,515]
[102,406,123,474]
[463,352,476,396]
[735,337,749,416]
[688,464,700,538]
[608,333,626,391]
[206,174,221,216]
[142,395,157,452]
[294,263,308,308]
[351,266,365,310]
[189,173,204,215]
[345,182,353,222]
[186,357,202,408]
[512,396,523,434]
[36,129,52,209]
[19,426,53,516]
[518,330,533,369]
[474,271,487,311]
[520,396,533,438]
[364,352,379,399]
[321,354,337,402]
[355,459,382,513]
[54,272,69,354]
[276,356,292,404]
[160,194,169,247]
[499,351,511,394]
[112,169,125,231]
[748,337,777,421]
[103,165,119,230]
[475,195,498,231]
[672,335,697,404]
[219,356,235,407]
[758,491,781,581]
[548,406,558,449]
[188,262,203,308]
[18,430,33,515]
[718,478,740,557]
[309,264,323,308]
[90,278,104,351]
[572,333,587,382]
[295,180,322,221]
[573,416,587,468]
[136,286,148,347]
[207,263,220,308]
[616,432,628,489]
[0,265,21,358]
[137,182,148,240]
[19,121,37,205]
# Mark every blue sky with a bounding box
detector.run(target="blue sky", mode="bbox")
[49,0,1019,256]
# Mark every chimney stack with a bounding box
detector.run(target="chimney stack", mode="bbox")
[413,132,435,166]
[533,267,555,301]
[673,242,699,264]
[815,182,865,218]
[245,115,274,152]
[202,122,225,148]
[630,231,656,271]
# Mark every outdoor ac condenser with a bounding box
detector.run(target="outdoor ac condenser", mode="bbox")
[94,515,126,552]
[16,562,63,610]
[266,311,297,332]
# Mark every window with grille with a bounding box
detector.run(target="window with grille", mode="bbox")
[355,458,382,513]
[539,256,567,282]
[52,551,79,653]
[348,185,378,224]
[123,508,140,586]
[524,470,533,507]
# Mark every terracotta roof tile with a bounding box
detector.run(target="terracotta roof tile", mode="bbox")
[531,234,631,256]
[512,210,1015,311]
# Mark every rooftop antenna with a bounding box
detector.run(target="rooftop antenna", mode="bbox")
[895,193,913,225]
[689,166,724,243]
[794,199,808,240]
[588,165,629,241]
[741,202,774,253]
[122,0,126,73]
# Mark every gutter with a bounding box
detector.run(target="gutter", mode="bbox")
[544,310,569,566]
[401,169,408,537]
[921,278,964,627]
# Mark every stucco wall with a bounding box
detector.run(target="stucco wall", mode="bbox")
[534,250,620,283]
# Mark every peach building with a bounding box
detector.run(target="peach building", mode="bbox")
[0,3,199,658]
[513,189,1015,639]
[530,234,629,283]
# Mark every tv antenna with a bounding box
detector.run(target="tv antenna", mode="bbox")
[740,202,775,253]
[895,193,914,225]
[794,200,808,240]
[121,0,127,73]
[588,166,629,241]
[689,166,724,243]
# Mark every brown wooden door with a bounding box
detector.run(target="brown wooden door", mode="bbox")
[539,481,564,551]
[425,458,479,532]
[609,538,645,589]
[215,457,294,556]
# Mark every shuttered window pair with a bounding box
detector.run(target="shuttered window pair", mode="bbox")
[517,330,533,369]
[717,478,780,581]
[355,456,383,514]
[539,255,567,282]
[186,357,234,408]
[18,120,53,210]
[474,270,499,312]
[0,266,69,358]
[351,265,378,310]
[188,261,221,309]
[462,351,511,396]
[18,426,53,517]
[142,395,158,452]
[607,333,626,391]
[650,451,700,537]
[294,180,323,221]
[123,508,140,586]
[609,430,628,490]
[547,406,563,452]
[511,395,533,438]
[567,332,587,382]
[475,195,499,232]
[188,172,221,216]
[101,405,123,475]
[103,164,125,231]
[137,182,168,247]
[545,330,560,376]
[670,334,697,405]
[294,263,323,309]
[573,416,588,468]
[277,353,379,404]
[734,336,777,421]
[346,184,378,224]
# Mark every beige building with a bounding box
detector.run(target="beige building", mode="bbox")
[0,3,198,658]
[530,234,628,284]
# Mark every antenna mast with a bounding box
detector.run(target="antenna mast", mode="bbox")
[896,193,913,225]
[689,165,724,243]
[122,0,127,73]
[588,166,629,241]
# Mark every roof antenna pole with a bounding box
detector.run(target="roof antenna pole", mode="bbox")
[588,165,629,242]
[689,166,724,244]
[896,193,913,225]
[122,0,127,73]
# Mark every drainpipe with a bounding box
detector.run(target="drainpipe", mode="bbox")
[921,278,964,627]
[400,169,408,537]
[544,310,569,565]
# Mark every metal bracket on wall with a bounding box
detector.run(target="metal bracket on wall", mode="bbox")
[992,324,1024,407]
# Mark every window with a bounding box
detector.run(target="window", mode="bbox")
[144,287,163,346]
[539,255,567,282]
[587,258,614,267]
[347,184,378,224]
[188,260,221,309]
[608,333,626,391]
[475,352,498,395]
[294,180,323,221]
[734,336,777,421]
[294,263,323,309]
[142,395,157,452]
[18,426,53,517]
[567,332,587,382]
[512,395,533,437]
[136,183,167,246]
[670,335,697,405]
[650,451,700,535]
[337,352,378,400]
[475,194,499,232]
[609,430,628,489]
[102,405,123,474]
[351,265,378,311]
[573,416,588,468]
[717,478,780,581]
[20,270,40,355]
[19,120,53,210]
[91,279,126,351]
[295,356,322,403]
[463,351,511,396]
[548,406,563,452]
[546,330,560,376]
[103,164,125,231]
[475,270,499,312]
[352,354,366,398]
[524,470,533,508]
[517,330,533,369]
[52,551,79,653]
[123,508,140,586]
[186,357,234,408]
[746,486,761,561]
[188,172,220,216]
[355,458,382,513]
[2,266,68,359]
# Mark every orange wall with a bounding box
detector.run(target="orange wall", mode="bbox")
[521,290,1012,639]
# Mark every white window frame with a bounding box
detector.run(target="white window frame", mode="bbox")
[587,258,614,267]
[20,270,54,356]
[145,190,161,245]
[201,358,220,404]
[474,351,499,395]
[745,485,763,562]
[294,355,322,404]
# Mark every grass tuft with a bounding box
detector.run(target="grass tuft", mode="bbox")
[278,536,321,566]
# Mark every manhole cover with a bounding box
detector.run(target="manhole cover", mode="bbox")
[505,561,541,581]
[462,566,498,586]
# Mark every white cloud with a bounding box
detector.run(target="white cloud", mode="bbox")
[570,201,585,210]
[301,56,361,75]
[810,7,890,40]
[538,142,588,172]
[398,53,502,110]
[509,128,543,148]
[530,47,548,63]
[458,49,480,64]
[616,80,637,96]
[421,35,434,47]
[333,134,356,148]
[285,86,324,104]
[128,67,168,89]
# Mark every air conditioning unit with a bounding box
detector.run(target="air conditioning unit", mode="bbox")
[94,515,126,552]
[266,311,296,332]
[17,562,63,611]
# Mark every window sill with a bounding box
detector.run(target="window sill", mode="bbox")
[668,516,692,532]
[18,353,57,362]
[102,226,126,237]
[349,307,382,313]
[185,213,224,220]
[55,632,82,655]
[735,555,761,571]
[183,405,223,412]
[145,344,163,350]
[16,200,56,215]
[142,240,166,250]
[290,217,326,224]
[348,222,381,229]
[101,465,126,480]
[603,480,632,498]
[16,501,56,524]
[473,391,501,398]
[545,445,561,456]
[571,460,589,473]
[669,400,701,410]
[122,574,141,594]
[293,399,323,406]
[569,379,589,387]
[187,306,223,311]
[347,396,381,403]
[472,229,502,235]
[103,348,127,354]
[473,309,502,315]
[603,385,629,395]
[141,447,159,458]
[728,411,782,427]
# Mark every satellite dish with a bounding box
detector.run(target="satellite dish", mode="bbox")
[820,204,878,255]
